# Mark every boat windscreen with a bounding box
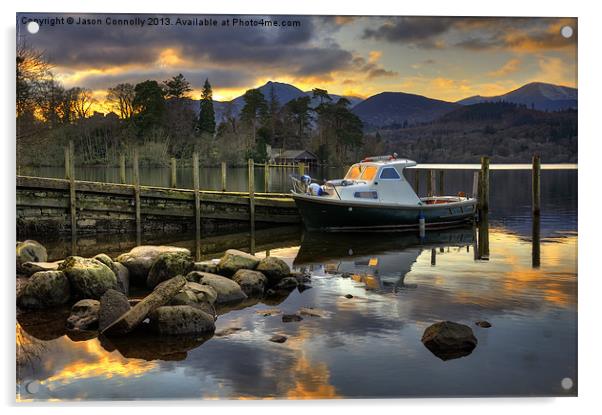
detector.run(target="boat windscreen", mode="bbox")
[345,165,362,180]
[360,166,378,181]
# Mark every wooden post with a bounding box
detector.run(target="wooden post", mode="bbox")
[193,152,201,258]
[248,159,255,228]
[479,156,490,211]
[264,163,270,193]
[414,170,420,195]
[438,170,445,196]
[427,170,434,197]
[532,155,541,215]
[472,171,479,199]
[221,161,227,192]
[532,214,541,268]
[119,154,126,184]
[64,147,71,180]
[298,162,305,176]
[430,248,436,266]
[170,157,177,188]
[68,141,77,252]
[133,149,141,244]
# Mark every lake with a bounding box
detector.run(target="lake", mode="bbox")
[16,168,577,400]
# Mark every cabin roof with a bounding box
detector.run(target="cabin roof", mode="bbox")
[355,159,417,168]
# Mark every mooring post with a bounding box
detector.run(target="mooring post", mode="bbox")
[264,163,270,193]
[430,248,436,266]
[532,214,541,268]
[438,170,445,196]
[68,141,77,253]
[133,149,141,244]
[193,152,201,259]
[532,155,541,215]
[479,156,490,211]
[64,146,71,180]
[427,170,434,197]
[298,162,305,176]
[119,154,126,184]
[248,158,255,229]
[170,157,177,188]
[221,161,227,192]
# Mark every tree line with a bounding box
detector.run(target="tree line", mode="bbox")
[16,43,364,167]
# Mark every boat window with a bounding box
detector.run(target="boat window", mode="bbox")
[345,165,362,180]
[360,166,378,181]
[379,167,401,179]
[354,191,378,199]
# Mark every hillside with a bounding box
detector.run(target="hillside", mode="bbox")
[457,82,577,111]
[352,92,459,130]
[369,102,577,163]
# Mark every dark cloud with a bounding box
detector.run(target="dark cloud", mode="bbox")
[362,17,454,48]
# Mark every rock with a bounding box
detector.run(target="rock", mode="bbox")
[214,327,242,337]
[99,332,211,361]
[341,272,352,279]
[282,314,303,323]
[298,307,329,318]
[274,276,298,290]
[16,240,48,274]
[116,245,190,285]
[99,289,131,332]
[186,271,247,304]
[169,282,217,316]
[193,261,218,274]
[102,275,186,336]
[146,251,194,289]
[217,249,260,276]
[94,254,129,295]
[17,271,71,309]
[344,294,354,299]
[256,256,291,283]
[59,256,117,299]
[66,299,100,330]
[291,270,311,284]
[475,321,492,328]
[421,321,478,361]
[255,308,281,317]
[148,305,215,335]
[20,261,61,277]
[269,334,287,343]
[231,269,268,296]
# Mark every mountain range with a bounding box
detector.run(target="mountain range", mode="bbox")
[189,80,577,129]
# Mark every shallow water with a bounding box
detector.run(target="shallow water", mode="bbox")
[16,169,577,400]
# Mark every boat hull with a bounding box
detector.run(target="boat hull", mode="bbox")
[292,194,477,231]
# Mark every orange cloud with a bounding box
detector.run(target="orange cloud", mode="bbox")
[488,58,521,77]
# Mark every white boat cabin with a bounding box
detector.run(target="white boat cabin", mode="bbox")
[321,157,422,205]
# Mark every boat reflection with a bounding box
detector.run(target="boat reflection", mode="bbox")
[294,226,476,292]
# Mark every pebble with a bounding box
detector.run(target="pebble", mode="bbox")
[269,334,287,343]
[475,321,492,328]
[282,314,303,323]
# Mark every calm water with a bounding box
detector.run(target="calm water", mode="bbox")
[16,169,577,400]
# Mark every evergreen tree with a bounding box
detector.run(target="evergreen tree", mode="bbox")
[163,73,191,99]
[132,80,166,134]
[240,88,268,149]
[197,78,216,135]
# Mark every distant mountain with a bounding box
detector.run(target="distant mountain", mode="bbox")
[190,81,364,124]
[457,82,577,111]
[352,92,459,129]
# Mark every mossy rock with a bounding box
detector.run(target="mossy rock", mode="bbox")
[59,256,117,300]
[146,252,194,289]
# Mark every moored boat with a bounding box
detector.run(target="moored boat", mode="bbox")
[291,155,477,231]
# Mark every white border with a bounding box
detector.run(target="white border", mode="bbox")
[2,0,600,413]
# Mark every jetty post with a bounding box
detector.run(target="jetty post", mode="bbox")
[298,162,305,176]
[133,149,141,244]
[68,141,77,253]
[64,147,71,180]
[472,172,479,198]
[427,170,435,197]
[170,157,177,188]
[192,152,201,258]
[221,161,227,192]
[119,154,126,184]
[532,214,541,268]
[248,159,255,230]
[438,170,445,196]
[478,156,490,212]
[264,163,270,193]
[532,155,541,215]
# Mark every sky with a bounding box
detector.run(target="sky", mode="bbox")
[17,14,577,111]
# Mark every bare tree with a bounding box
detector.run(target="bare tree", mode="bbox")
[70,87,96,119]
[106,83,135,119]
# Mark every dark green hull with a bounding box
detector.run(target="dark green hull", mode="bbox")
[293,194,476,231]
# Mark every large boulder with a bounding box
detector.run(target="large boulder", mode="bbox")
[16,240,48,274]
[146,252,194,289]
[17,270,71,309]
[66,299,100,331]
[99,289,131,332]
[216,249,260,276]
[193,260,218,274]
[149,305,215,335]
[170,281,217,307]
[421,321,478,361]
[19,261,62,277]
[102,276,186,336]
[116,245,190,286]
[232,269,268,296]
[256,256,290,283]
[186,271,247,304]
[59,256,117,300]
[94,254,129,295]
